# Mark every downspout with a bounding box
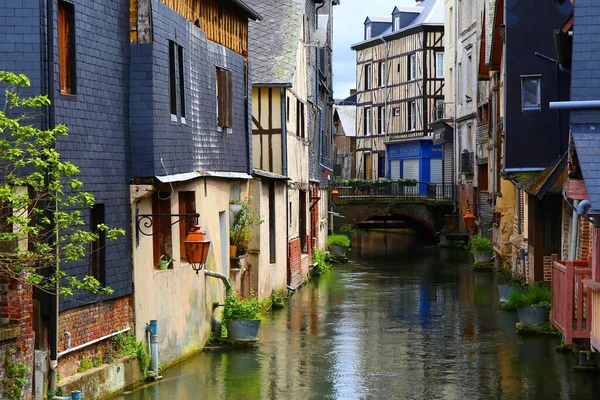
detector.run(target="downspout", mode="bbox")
[316,1,332,174]
[245,60,252,174]
[491,72,497,207]
[46,0,58,394]
[204,269,232,292]
[569,200,580,260]
[453,0,458,211]
[281,87,290,264]
[502,0,507,173]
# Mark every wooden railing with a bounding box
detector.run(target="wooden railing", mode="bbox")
[335,182,454,201]
[551,255,591,345]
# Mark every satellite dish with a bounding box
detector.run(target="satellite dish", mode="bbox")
[314,28,327,48]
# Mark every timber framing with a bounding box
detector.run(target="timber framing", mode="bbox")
[130,0,262,55]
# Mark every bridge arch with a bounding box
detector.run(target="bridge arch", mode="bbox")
[354,211,436,238]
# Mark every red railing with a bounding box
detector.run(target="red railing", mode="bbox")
[551,255,592,345]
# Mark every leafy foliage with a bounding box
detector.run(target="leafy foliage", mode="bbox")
[111,333,151,377]
[0,71,125,295]
[222,291,269,323]
[496,268,526,287]
[2,347,28,400]
[339,224,357,239]
[327,234,351,248]
[229,198,262,250]
[508,285,552,309]
[77,355,103,373]
[312,249,332,275]
[469,235,493,253]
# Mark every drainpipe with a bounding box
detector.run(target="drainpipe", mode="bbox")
[491,72,497,207]
[145,321,160,378]
[58,328,131,359]
[316,1,332,175]
[204,269,232,291]
[453,0,458,211]
[379,36,390,178]
[281,87,288,177]
[502,0,507,170]
[569,200,580,260]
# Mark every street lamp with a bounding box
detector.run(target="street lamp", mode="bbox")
[183,225,211,274]
[331,188,339,203]
[463,208,475,231]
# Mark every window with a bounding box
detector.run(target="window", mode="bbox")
[408,101,416,131]
[286,97,290,122]
[394,17,400,31]
[178,191,196,261]
[58,0,75,94]
[408,54,416,81]
[90,204,105,285]
[365,64,372,90]
[366,25,371,40]
[268,182,276,263]
[521,76,541,111]
[436,52,444,78]
[377,106,385,134]
[152,193,173,269]
[378,61,386,87]
[394,107,400,116]
[169,41,177,116]
[178,45,186,120]
[296,99,305,138]
[216,68,234,128]
[435,99,445,120]
[364,107,371,135]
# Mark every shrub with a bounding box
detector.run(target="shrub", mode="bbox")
[496,268,526,287]
[469,235,493,253]
[508,285,551,309]
[339,224,357,239]
[327,234,351,248]
[312,249,332,275]
[222,292,269,323]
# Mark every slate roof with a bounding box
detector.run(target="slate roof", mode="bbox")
[351,0,443,50]
[246,0,305,86]
[365,16,393,23]
[572,125,600,214]
[334,105,357,137]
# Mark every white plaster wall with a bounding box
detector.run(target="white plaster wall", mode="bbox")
[131,178,239,365]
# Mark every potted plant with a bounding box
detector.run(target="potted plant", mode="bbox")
[230,199,262,257]
[327,234,351,255]
[223,292,269,342]
[508,285,551,325]
[469,235,493,263]
[496,268,525,304]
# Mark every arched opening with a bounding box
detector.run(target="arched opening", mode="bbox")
[354,212,436,239]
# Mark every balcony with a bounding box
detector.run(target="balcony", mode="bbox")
[551,255,591,345]
[431,102,454,123]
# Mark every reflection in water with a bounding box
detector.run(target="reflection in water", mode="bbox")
[114,231,600,400]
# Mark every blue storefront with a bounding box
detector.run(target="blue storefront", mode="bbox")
[387,140,443,194]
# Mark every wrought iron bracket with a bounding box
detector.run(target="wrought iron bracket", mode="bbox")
[135,205,199,245]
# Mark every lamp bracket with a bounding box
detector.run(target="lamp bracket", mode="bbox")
[309,196,321,211]
[135,206,200,241]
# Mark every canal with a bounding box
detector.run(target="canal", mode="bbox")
[115,231,600,399]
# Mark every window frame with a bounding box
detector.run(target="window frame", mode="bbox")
[408,54,416,81]
[378,61,386,87]
[364,106,371,135]
[521,75,541,111]
[365,64,372,90]
[408,101,416,131]
[177,45,186,121]
[394,17,400,31]
[152,192,173,270]
[58,0,76,95]
[366,25,371,40]
[378,106,385,135]
[169,41,177,117]
[435,52,444,78]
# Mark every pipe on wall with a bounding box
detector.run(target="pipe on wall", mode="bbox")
[569,200,580,261]
[57,328,131,359]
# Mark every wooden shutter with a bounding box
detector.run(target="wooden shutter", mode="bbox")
[217,69,226,127]
[225,70,233,127]
[178,191,196,261]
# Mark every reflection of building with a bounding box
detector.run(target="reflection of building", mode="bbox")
[351,0,445,182]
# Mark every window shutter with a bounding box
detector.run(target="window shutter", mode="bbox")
[226,70,234,127]
[217,69,226,127]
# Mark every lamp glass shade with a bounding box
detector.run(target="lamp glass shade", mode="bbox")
[331,188,339,202]
[184,226,211,265]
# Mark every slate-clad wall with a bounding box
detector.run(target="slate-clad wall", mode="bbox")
[504,0,572,169]
[129,0,250,178]
[51,0,133,309]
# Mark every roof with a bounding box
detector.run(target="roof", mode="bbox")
[252,169,290,181]
[246,0,305,86]
[351,0,443,50]
[564,179,588,201]
[506,154,567,200]
[572,123,600,214]
[365,16,393,24]
[392,6,425,14]
[156,171,252,183]
[334,105,357,137]
[229,0,262,21]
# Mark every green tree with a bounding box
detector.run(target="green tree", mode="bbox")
[0,71,124,296]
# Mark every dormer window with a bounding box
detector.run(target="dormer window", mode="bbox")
[366,25,372,39]
[394,17,400,31]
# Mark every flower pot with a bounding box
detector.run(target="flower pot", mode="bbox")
[329,245,347,256]
[473,252,492,263]
[227,320,261,342]
[229,204,243,214]
[158,255,171,270]
[517,306,549,325]
[497,285,521,304]
[229,245,238,258]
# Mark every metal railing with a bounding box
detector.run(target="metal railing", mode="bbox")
[335,181,454,200]
[431,102,454,123]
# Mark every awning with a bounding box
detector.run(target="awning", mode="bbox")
[504,154,567,200]
[564,179,588,201]
[252,169,290,181]
[156,170,253,183]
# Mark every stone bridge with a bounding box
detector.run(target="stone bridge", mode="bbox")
[332,197,454,238]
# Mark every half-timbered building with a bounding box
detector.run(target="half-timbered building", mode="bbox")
[351,0,445,189]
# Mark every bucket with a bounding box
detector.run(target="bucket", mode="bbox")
[227,320,261,342]
[517,306,549,325]
[497,285,521,304]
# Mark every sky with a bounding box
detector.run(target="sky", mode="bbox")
[332,0,415,100]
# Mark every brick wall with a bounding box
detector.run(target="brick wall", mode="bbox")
[288,237,309,288]
[0,276,34,399]
[543,255,552,283]
[57,295,133,377]
[578,219,592,260]
[527,245,535,284]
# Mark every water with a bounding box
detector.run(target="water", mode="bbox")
[115,231,600,400]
